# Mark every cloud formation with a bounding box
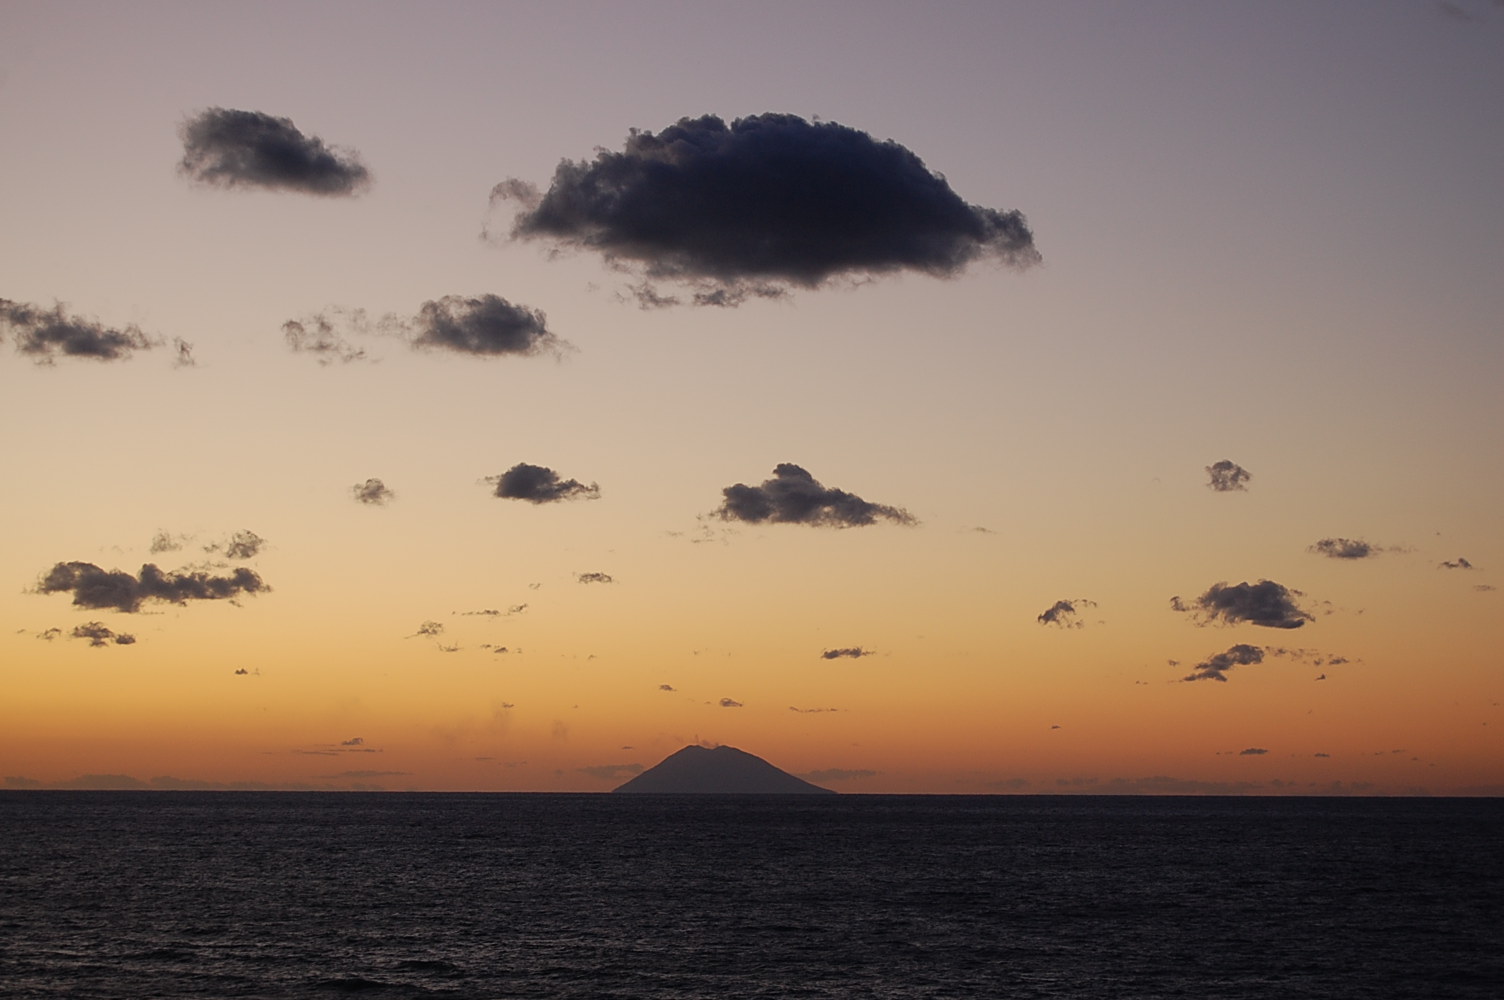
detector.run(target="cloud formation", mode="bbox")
[1205,460,1251,492]
[37,561,268,613]
[488,463,600,504]
[1309,537,1376,559]
[1439,557,1475,570]
[576,572,614,584]
[283,315,368,364]
[218,530,266,560]
[820,647,874,660]
[1037,598,1096,628]
[716,463,915,528]
[494,113,1039,305]
[719,697,743,708]
[285,296,565,362]
[1171,580,1312,629]
[178,107,370,196]
[2,299,164,363]
[352,478,395,505]
[71,622,137,647]
[410,295,560,357]
[1180,643,1265,682]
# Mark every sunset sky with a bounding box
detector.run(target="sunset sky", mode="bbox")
[3,0,1501,794]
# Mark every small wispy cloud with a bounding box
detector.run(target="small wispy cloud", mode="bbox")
[352,478,395,505]
[1205,459,1251,492]
[1037,598,1096,629]
[820,647,873,660]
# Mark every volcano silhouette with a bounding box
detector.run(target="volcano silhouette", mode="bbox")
[613,745,836,794]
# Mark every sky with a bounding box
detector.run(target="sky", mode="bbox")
[3,0,1502,795]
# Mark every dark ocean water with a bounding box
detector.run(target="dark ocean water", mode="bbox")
[1,793,1500,999]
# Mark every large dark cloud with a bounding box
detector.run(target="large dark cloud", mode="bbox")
[715,463,915,528]
[2,299,165,363]
[494,113,1039,305]
[821,647,873,660]
[1171,580,1313,629]
[38,561,268,613]
[1180,643,1265,682]
[1205,460,1251,492]
[1439,557,1475,570]
[178,107,370,196]
[1309,537,1376,559]
[488,463,600,503]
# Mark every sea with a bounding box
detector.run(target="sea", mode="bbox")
[1,792,1500,999]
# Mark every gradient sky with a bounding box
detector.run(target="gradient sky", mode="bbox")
[3,0,1502,794]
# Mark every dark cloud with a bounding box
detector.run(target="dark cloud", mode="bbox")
[1180,643,1265,683]
[1205,460,1251,492]
[177,107,370,196]
[576,572,615,585]
[719,697,743,708]
[234,668,249,675]
[578,764,644,781]
[1171,580,1313,629]
[285,296,565,362]
[35,627,62,641]
[341,737,365,746]
[37,561,268,613]
[410,295,561,357]
[1309,537,1376,559]
[352,478,395,505]
[173,338,196,367]
[283,316,368,364]
[408,621,443,638]
[658,684,676,692]
[488,463,600,504]
[2,298,160,363]
[1037,598,1096,628]
[789,706,841,713]
[70,622,137,647]
[821,647,873,660]
[802,768,878,782]
[493,113,1039,305]
[715,463,915,528]
[1439,557,1475,570]
[1239,747,1269,756]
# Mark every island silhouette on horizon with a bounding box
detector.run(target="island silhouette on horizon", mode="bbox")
[613,745,836,794]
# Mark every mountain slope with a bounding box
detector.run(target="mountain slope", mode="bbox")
[613,745,836,794]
